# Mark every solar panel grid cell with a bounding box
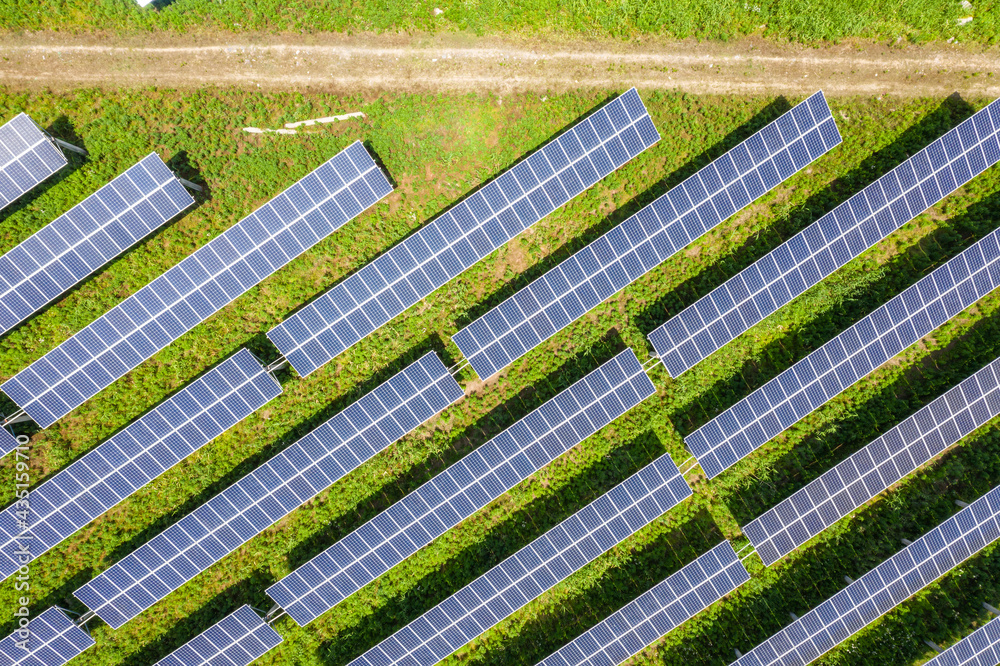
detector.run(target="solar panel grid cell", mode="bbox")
[537,541,749,666]
[924,615,1000,666]
[0,607,94,666]
[0,113,68,212]
[688,227,1000,479]
[152,605,281,666]
[266,348,656,626]
[0,430,17,459]
[0,349,281,582]
[735,485,1000,666]
[346,453,692,666]
[744,356,1000,565]
[76,352,462,629]
[2,141,390,428]
[267,89,660,378]
[650,98,1000,378]
[453,91,839,379]
[0,153,196,336]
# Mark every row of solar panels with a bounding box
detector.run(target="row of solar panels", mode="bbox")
[3,89,999,666]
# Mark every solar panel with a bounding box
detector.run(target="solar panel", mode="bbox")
[687,227,1000,479]
[0,607,94,666]
[454,91,840,380]
[266,348,656,626]
[75,352,462,629]
[152,605,282,666]
[2,141,389,429]
[0,428,17,459]
[0,348,281,582]
[346,453,692,666]
[0,113,68,212]
[924,615,1000,666]
[0,153,195,337]
[538,542,749,666]
[744,355,1000,566]
[734,485,1000,666]
[650,98,1000,378]
[267,89,659,378]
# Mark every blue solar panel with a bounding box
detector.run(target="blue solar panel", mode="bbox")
[744,355,1000,566]
[266,348,656,626]
[0,428,17,459]
[651,98,1000,378]
[75,352,462,629]
[0,348,281,582]
[688,227,1000,479]
[0,607,94,666]
[346,453,692,666]
[538,542,749,666]
[0,153,195,336]
[153,605,282,666]
[925,615,1000,666]
[0,113,68,212]
[735,485,1000,666]
[268,89,660,378]
[2,141,390,428]
[454,91,839,379]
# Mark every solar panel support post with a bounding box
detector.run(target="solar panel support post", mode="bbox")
[265,357,289,374]
[75,610,95,626]
[50,137,87,156]
[923,640,944,654]
[176,177,203,192]
[844,576,854,584]
[734,649,744,658]
[901,538,913,546]
[984,602,1000,616]
[956,500,971,508]
[264,605,285,624]
[789,612,799,621]
[2,410,29,426]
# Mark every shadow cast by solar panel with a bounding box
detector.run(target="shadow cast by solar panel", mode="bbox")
[724,299,1000,527]
[362,141,398,191]
[279,328,627,577]
[270,93,638,344]
[317,428,670,666]
[452,97,793,333]
[102,333,445,567]
[665,184,1000,469]
[166,149,211,204]
[659,428,1000,665]
[635,93,977,346]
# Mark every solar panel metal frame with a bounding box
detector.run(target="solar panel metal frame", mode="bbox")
[267,89,660,378]
[0,607,94,666]
[650,98,1000,378]
[537,541,749,666]
[152,605,282,666]
[744,355,1000,566]
[346,452,693,666]
[734,485,1000,666]
[266,348,655,626]
[0,153,195,337]
[2,141,390,428]
[75,352,463,629]
[0,113,68,212]
[688,227,1000,479]
[0,348,281,582]
[454,91,840,380]
[924,615,1000,666]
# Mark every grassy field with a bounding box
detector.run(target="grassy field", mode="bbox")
[1,88,999,666]
[0,0,996,45]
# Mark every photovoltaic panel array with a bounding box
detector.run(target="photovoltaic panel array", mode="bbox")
[0,113,67,212]
[734,485,1000,666]
[650,99,1000,378]
[153,605,281,666]
[76,353,462,629]
[0,607,94,666]
[347,453,692,666]
[267,348,655,626]
[0,429,16,459]
[538,542,749,666]
[0,153,195,336]
[0,349,281,581]
[268,89,659,378]
[2,141,390,428]
[454,91,839,380]
[687,227,1000,479]
[744,355,1000,566]
[925,615,1000,666]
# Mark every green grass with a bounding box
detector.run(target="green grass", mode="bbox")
[0,0,997,45]
[1,88,1000,665]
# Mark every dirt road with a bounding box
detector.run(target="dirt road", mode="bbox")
[1,32,998,98]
